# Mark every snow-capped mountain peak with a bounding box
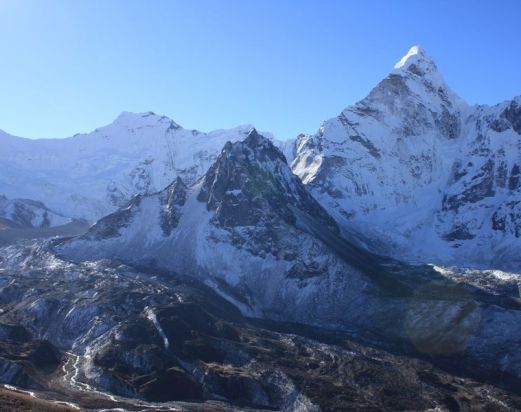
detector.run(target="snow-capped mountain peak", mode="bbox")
[292,46,521,270]
[111,111,182,130]
[348,46,466,126]
[394,45,436,72]
[392,45,446,90]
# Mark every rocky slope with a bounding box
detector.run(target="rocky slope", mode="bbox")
[0,240,520,411]
[0,113,294,221]
[292,46,521,270]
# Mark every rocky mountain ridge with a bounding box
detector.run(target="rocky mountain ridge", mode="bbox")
[59,130,372,322]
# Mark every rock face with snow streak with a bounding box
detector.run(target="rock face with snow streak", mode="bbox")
[0,195,72,228]
[292,46,521,270]
[0,112,293,221]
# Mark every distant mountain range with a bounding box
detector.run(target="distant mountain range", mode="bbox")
[1,46,520,270]
[0,113,294,220]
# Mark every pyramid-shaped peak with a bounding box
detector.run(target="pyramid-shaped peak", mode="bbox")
[244,128,269,146]
[393,45,438,73]
[216,128,286,166]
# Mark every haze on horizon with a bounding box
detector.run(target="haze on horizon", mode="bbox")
[0,0,520,140]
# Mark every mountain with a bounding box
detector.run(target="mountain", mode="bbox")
[2,45,519,270]
[0,195,72,228]
[58,130,521,388]
[0,112,294,221]
[59,129,374,323]
[0,127,521,410]
[1,46,521,409]
[292,45,521,270]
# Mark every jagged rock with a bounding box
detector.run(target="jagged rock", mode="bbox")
[501,100,521,134]
[159,177,187,236]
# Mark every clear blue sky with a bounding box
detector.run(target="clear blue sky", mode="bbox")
[1,0,520,140]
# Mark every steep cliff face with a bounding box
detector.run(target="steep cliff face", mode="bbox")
[0,113,293,221]
[292,46,521,269]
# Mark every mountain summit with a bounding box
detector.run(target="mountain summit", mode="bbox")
[393,45,437,72]
[390,45,459,103]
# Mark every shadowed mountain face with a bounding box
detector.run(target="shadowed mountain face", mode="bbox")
[198,130,338,234]
[0,195,72,229]
[0,195,89,247]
